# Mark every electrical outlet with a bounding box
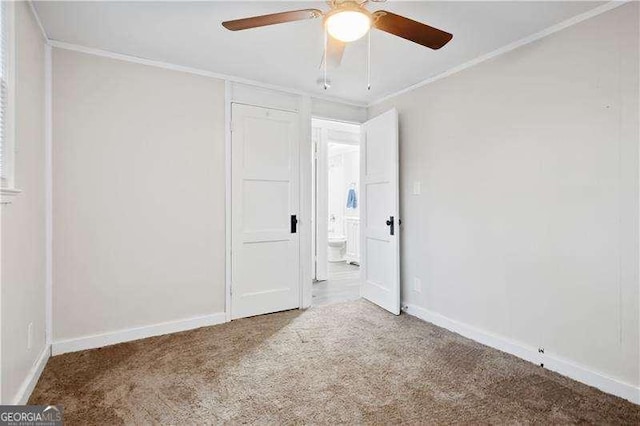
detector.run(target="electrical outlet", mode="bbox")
[27,322,33,350]
[414,277,422,293]
[412,181,421,195]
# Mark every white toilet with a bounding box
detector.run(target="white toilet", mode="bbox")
[328,234,347,262]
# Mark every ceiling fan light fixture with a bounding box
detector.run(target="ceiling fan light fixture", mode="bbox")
[325,9,371,42]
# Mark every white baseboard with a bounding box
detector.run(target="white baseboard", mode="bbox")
[13,345,51,405]
[52,312,227,356]
[541,351,640,405]
[403,304,640,405]
[404,304,542,365]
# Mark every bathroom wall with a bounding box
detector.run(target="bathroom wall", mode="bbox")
[342,150,359,221]
[327,149,344,236]
[328,143,359,238]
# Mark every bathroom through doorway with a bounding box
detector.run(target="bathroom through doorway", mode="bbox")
[311,118,362,307]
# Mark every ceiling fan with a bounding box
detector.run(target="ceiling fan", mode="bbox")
[222,0,453,72]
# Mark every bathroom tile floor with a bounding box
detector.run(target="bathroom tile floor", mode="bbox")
[312,262,361,306]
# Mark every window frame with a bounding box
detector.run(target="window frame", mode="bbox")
[0,0,18,196]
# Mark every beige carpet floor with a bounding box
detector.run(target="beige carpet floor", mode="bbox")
[30,300,639,424]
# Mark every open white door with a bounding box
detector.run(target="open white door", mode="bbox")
[360,109,400,315]
[231,103,300,319]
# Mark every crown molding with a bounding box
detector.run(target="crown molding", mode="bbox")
[27,0,49,41]
[368,0,631,108]
[47,40,368,108]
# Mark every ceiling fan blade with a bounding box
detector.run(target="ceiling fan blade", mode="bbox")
[320,36,346,69]
[373,11,452,50]
[222,9,322,31]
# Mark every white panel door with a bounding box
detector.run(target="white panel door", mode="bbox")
[231,103,300,319]
[360,109,400,315]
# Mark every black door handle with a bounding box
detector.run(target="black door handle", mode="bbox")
[386,216,394,236]
[291,215,298,233]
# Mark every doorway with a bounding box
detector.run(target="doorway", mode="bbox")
[311,118,362,306]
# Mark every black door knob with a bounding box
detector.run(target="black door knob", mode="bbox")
[386,216,395,236]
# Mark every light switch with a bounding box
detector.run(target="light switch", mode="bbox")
[414,277,422,293]
[27,322,33,350]
[412,181,421,195]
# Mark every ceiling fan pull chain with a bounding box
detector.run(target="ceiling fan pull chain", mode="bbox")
[324,28,328,90]
[367,30,371,91]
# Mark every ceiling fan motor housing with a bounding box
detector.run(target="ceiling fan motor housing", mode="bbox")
[324,1,373,43]
[324,1,373,23]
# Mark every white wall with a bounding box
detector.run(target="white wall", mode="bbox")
[1,2,47,403]
[369,2,639,392]
[52,48,226,342]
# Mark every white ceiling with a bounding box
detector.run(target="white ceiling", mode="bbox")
[33,1,607,104]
